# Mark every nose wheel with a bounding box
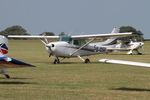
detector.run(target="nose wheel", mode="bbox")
[53,58,60,64]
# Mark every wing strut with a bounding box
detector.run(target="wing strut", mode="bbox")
[77,55,85,62]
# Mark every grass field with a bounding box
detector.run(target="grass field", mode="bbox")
[0,40,150,100]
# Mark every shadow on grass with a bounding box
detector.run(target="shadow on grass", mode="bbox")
[0,77,36,85]
[0,77,32,80]
[111,87,150,92]
[10,77,33,80]
[42,61,101,65]
[0,81,36,85]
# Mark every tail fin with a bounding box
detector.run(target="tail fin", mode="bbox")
[101,27,120,45]
[0,35,8,54]
[111,27,119,33]
[93,27,120,45]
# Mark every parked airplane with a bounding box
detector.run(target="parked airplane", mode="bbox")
[8,29,133,64]
[0,35,35,78]
[92,28,144,55]
[106,40,144,55]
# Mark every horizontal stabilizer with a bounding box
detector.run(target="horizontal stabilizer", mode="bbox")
[99,59,150,68]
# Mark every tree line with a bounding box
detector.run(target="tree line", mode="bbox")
[0,25,143,41]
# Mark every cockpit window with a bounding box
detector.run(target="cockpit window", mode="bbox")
[73,40,79,45]
[59,35,72,43]
[59,34,87,46]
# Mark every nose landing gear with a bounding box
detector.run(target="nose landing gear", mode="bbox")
[53,58,60,64]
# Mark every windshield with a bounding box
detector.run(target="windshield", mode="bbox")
[59,35,72,43]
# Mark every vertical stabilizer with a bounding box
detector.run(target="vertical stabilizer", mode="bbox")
[111,27,119,33]
[101,27,120,45]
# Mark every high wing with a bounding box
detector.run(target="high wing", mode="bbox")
[0,54,35,68]
[71,32,132,39]
[8,35,59,39]
[8,32,132,39]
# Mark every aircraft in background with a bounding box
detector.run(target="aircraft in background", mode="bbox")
[105,40,144,55]
[8,29,133,64]
[91,28,144,55]
[0,35,35,78]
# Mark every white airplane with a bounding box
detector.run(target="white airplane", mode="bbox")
[107,40,144,55]
[0,35,35,78]
[92,28,144,55]
[8,29,133,64]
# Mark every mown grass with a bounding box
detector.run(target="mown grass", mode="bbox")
[0,40,150,100]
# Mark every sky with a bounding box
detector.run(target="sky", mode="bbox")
[0,0,150,38]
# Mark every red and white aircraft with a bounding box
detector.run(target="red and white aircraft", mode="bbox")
[0,35,35,78]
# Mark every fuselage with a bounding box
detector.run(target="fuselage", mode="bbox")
[45,41,107,57]
[44,38,144,57]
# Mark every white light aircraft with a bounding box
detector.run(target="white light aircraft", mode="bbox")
[93,28,144,55]
[8,29,133,64]
[0,35,35,78]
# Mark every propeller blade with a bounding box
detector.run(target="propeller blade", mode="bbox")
[44,38,49,44]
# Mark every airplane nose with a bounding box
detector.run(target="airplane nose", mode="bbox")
[46,43,56,54]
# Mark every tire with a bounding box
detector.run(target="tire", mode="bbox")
[85,59,90,63]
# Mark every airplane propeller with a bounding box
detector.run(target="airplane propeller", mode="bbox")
[46,44,53,57]
[40,36,53,57]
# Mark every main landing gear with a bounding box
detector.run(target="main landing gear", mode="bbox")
[127,50,143,55]
[77,56,90,63]
[52,56,90,64]
[84,58,90,63]
[0,69,10,79]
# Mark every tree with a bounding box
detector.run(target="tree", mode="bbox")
[119,26,143,35]
[0,25,30,36]
[119,26,144,41]
[40,32,55,36]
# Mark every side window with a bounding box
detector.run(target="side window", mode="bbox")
[80,40,86,46]
[73,39,86,46]
[73,40,79,45]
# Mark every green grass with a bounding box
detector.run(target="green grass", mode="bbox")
[0,40,150,100]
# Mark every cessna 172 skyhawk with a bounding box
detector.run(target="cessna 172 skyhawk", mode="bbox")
[8,29,134,64]
[0,35,35,78]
